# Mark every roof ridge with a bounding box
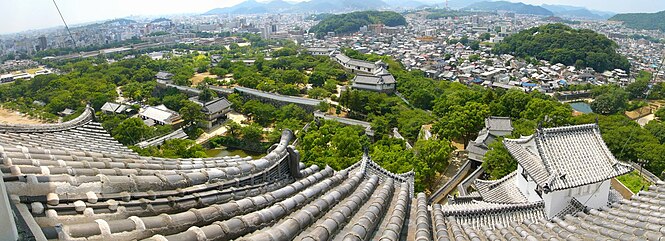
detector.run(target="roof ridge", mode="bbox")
[475,170,517,189]
[538,123,596,135]
[534,130,557,185]
[440,200,545,216]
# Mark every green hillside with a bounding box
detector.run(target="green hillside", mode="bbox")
[309,11,406,38]
[610,11,665,31]
[494,23,630,72]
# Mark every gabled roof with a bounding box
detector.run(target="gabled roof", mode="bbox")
[202,98,233,114]
[504,124,633,191]
[486,116,513,132]
[333,53,351,63]
[466,117,510,158]
[155,71,173,80]
[475,171,528,204]
[100,102,128,113]
[139,105,179,123]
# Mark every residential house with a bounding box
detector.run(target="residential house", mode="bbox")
[466,116,513,162]
[100,102,130,115]
[139,105,181,126]
[190,97,233,129]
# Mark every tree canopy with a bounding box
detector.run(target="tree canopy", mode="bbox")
[309,11,406,38]
[493,23,630,72]
[609,11,665,31]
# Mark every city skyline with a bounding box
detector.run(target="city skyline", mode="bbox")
[1,0,665,35]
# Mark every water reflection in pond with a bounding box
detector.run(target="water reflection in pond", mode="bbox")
[569,101,593,114]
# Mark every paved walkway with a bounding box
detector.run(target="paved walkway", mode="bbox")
[196,125,228,144]
[195,112,249,144]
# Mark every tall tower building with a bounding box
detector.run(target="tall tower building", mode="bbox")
[37,36,47,51]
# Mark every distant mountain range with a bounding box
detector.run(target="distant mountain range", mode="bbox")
[462,1,553,16]
[609,11,665,31]
[541,4,614,20]
[204,0,388,15]
[203,0,615,20]
[103,18,137,25]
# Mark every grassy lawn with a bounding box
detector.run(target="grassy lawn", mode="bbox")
[617,171,651,193]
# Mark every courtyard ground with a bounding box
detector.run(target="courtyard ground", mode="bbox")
[189,72,218,86]
[0,108,45,125]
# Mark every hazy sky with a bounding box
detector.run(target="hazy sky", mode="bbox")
[1,0,664,35]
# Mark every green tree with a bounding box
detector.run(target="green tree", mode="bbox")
[243,100,276,125]
[281,69,307,84]
[656,108,665,120]
[226,121,242,138]
[316,101,330,112]
[162,93,187,111]
[470,41,480,51]
[626,78,649,100]
[413,139,454,190]
[434,102,490,147]
[482,140,517,179]
[520,98,572,127]
[645,121,665,144]
[308,88,331,100]
[276,104,311,122]
[113,118,154,145]
[490,89,532,118]
[241,124,264,143]
[309,71,327,87]
[179,100,207,127]
[197,85,218,102]
[639,143,665,178]
[131,67,155,82]
[590,88,628,115]
[468,54,480,62]
[160,139,208,158]
[370,115,392,139]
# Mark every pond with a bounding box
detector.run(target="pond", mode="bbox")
[569,101,593,114]
[205,147,264,159]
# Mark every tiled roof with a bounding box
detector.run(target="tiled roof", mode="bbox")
[504,124,633,191]
[486,116,513,132]
[475,171,528,204]
[2,120,665,241]
[202,98,233,114]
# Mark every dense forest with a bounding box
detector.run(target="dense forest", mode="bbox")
[493,23,630,72]
[309,11,406,38]
[610,11,665,31]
